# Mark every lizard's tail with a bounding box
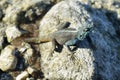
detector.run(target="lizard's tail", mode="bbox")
[24,35,52,43]
[24,37,40,43]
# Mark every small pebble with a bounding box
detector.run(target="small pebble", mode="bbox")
[16,71,29,80]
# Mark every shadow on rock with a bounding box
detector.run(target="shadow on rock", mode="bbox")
[79,3,120,80]
[0,70,14,80]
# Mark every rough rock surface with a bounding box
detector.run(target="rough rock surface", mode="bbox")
[0,0,120,80]
[16,71,29,80]
[0,23,6,50]
[5,25,24,42]
[0,37,4,50]
[39,0,94,79]
[2,0,53,25]
[0,45,18,71]
[39,0,120,80]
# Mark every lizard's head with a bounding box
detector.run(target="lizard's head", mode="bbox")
[77,22,93,40]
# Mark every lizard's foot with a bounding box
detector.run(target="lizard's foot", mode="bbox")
[67,45,77,53]
[54,45,63,53]
[52,38,63,53]
[65,38,78,52]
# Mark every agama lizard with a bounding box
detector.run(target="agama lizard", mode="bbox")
[24,21,93,53]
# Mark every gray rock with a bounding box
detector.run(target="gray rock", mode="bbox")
[0,36,4,50]
[40,42,95,80]
[39,0,95,79]
[3,0,52,24]
[24,48,34,65]
[0,45,17,71]
[39,0,120,80]
[0,23,7,50]
[0,23,6,36]
[5,25,26,42]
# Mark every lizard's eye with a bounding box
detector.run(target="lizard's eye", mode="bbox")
[78,35,82,40]
[80,35,82,37]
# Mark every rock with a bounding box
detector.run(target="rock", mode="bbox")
[40,43,95,79]
[39,0,120,80]
[39,0,94,79]
[26,77,34,80]
[0,0,12,12]
[3,0,53,24]
[0,36,4,50]
[0,45,18,71]
[24,48,34,65]
[19,47,27,53]
[19,42,36,66]
[5,25,25,42]
[0,23,7,50]
[0,23,6,37]
[16,71,29,80]
[27,66,36,75]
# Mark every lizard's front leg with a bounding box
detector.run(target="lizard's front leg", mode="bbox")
[65,38,79,52]
[48,38,60,58]
[47,38,63,60]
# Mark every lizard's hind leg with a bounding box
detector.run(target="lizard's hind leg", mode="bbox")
[52,39,63,53]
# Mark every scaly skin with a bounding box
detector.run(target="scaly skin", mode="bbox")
[51,22,93,52]
[24,22,71,43]
[24,21,93,53]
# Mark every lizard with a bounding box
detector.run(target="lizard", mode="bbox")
[24,21,93,53]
